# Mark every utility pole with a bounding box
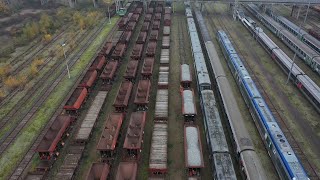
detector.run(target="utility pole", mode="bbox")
[286,53,296,84]
[61,43,71,79]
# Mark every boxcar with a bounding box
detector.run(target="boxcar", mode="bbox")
[180,64,192,88]
[158,67,169,88]
[90,55,106,72]
[181,89,197,120]
[154,89,169,120]
[160,49,170,65]
[155,13,162,21]
[164,14,171,26]
[163,26,170,36]
[119,31,132,43]
[142,22,150,32]
[115,162,138,180]
[162,36,170,49]
[145,14,152,22]
[152,21,160,30]
[131,44,144,60]
[111,43,127,59]
[126,21,137,31]
[104,42,113,56]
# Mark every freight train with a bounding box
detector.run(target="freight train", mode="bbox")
[192,8,268,180]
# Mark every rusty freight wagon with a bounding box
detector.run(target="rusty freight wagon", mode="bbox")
[111,43,127,59]
[78,70,98,89]
[182,89,197,120]
[136,32,147,44]
[154,89,168,120]
[130,13,140,22]
[180,64,192,88]
[134,80,151,108]
[158,66,169,88]
[90,55,106,72]
[149,122,168,176]
[141,22,150,32]
[144,14,152,22]
[155,6,162,13]
[160,49,169,65]
[184,125,204,177]
[100,60,119,84]
[130,44,144,60]
[36,116,74,161]
[123,60,139,81]
[146,41,157,57]
[63,87,88,114]
[154,13,161,21]
[104,42,113,56]
[164,14,171,26]
[163,26,170,36]
[141,57,155,79]
[75,91,108,144]
[113,81,133,112]
[126,21,137,31]
[118,17,129,31]
[123,111,146,159]
[162,36,170,49]
[134,7,143,14]
[119,31,132,43]
[97,113,124,159]
[115,162,138,180]
[152,21,160,30]
[86,163,110,180]
[147,7,154,14]
[149,30,159,41]
[100,61,119,84]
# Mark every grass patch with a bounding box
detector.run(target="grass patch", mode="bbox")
[0,17,119,179]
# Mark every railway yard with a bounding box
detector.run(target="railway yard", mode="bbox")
[0,1,319,180]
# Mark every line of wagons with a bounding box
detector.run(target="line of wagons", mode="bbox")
[33,1,143,176]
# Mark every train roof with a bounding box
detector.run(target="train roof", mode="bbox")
[193,52,211,86]
[213,153,237,180]
[200,90,229,153]
[182,89,196,115]
[184,125,204,168]
[187,18,197,32]
[181,64,192,82]
[149,123,168,171]
[185,7,193,17]
[189,31,202,53]
[134,80,151,105]
[298,75,320,102]
[217,31,237,55]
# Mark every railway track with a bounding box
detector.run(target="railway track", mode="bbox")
[8,18,119,180]
[0,24,104,141]
[177,15,187,64]
[0,19,111,156]
[0,26,85,110]
[205,5,319,179]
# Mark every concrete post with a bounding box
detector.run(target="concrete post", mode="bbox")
[69,0,75,8]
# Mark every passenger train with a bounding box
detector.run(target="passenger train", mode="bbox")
[187,6,268,180]
[239,7,320,113]
[246,4,320,76]
[217,29,310,180]
[265,9,320,54]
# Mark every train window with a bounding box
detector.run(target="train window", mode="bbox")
[277,134,282,138]
[287,152,292,155]
[280,139,285,143]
